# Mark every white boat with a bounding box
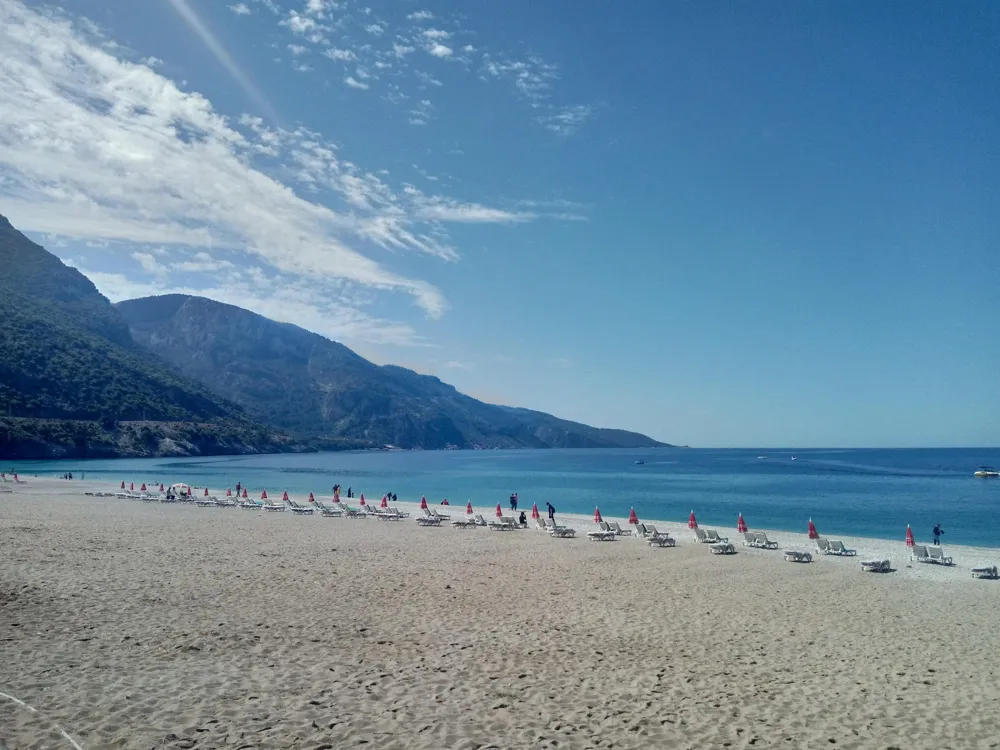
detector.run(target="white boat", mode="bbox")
[974,466,999,478]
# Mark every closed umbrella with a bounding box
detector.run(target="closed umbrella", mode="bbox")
[905,524,915,547]
[737,513,747,533]
[242,488,248,498]
[159,483,164,492]
[531,503,539,520]
[381,495,388,508]
[628,507,638,525]
[593,507,603,523]
[308,492,315,503]
[360,494,366,506]
[808,518,820,539]
[121,481,125,489]
[129,482,134,491]
[261,490,268,500]
[140,483,147,491]
[419,496,428,510]
[226,488,232,497]
[204,487,209,497]
[282,491,289,502]
[467,500,474,515]
[688,510,698,529]
[495,503,503,518]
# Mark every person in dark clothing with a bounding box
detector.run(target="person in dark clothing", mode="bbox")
[392,493,397,502]
[347,486,353,498]
[546,502,555,521]
[510,493,517,511]
[933,523,944,545]
[236,481,241,495]
[518,510,527,527]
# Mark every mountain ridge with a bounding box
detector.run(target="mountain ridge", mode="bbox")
[116,294,671,450]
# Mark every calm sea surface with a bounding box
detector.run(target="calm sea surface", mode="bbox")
[14,448,1000,546]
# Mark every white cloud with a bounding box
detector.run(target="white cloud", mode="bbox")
[538,104,594,136]
[364,23,385,36]
[324,46,355,61]
[288,44,307,56]
[0,1,446,320]
[304,0,337,17]
[427,43,453,58]
[422,28,451,40]
[414,202,534,224]
[408,99,434,126]
[407,11,434,21]
[344,75,369,90]
[414,70,443,87]
[392,42,415,58]
[229,3,252,15]
[131,251,167,276]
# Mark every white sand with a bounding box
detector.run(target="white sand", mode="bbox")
[2,478,1000,749]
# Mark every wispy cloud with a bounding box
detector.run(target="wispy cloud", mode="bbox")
[344,75,369,90]
[229,3,252,16]
[538,105,594,136]
[407,10,434,21]
[408,99,434,126]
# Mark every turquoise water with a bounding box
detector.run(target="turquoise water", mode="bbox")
[14,447,1000,546]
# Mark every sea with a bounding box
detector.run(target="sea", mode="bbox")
[13,447,1000,547]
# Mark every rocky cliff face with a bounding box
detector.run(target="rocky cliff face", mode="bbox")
[117,295,671,450]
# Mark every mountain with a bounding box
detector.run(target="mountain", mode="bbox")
[116,294,670,450]
[0,215,295,458]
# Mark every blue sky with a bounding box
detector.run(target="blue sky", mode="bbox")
[0,0,997,448]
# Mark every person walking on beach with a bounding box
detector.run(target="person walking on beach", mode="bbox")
[933,523,944,545]
[546,502,555,521]
[510,492,518,511]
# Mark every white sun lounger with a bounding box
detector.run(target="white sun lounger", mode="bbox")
[710,542,736,555]
[472,513,488,527]
[587,529,616,541]
[263,501,286,512]
[693,528,708,543]
[815,537,832,554]
[314,499,343,517]
[416,509,443,526]
[828,540,856,556]
[287,498,314,515]
[390,506,410,518]
[861,559,891,573]
[452,515,478,528]
[910,545,933,564]
[971,566,998,580]
[752,532,778,550]
[341,505,366,518]
[608,522,632,537]
[703,529,729,544]
[928,547,954,565]
[647,527,676,547]
[783,550,812,563]
[542,519,575,538]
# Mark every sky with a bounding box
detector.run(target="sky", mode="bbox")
[0,0,998,448]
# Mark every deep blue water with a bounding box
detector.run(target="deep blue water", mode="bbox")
[14,448,1000,546]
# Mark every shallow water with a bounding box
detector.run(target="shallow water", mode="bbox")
[16,447,1000,545]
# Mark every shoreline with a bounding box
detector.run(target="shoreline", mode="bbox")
[9,476,999,581]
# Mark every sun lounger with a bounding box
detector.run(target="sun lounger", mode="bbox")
[239,499,263,510]
[196,496,219,507]
[452,515,478,528]
[472,513,487,526]
[263,501,286,512]
[587,529,617,541]
[815,537,832,554]
[489,516,519,531]
[784,550,812,563]
[608,522,632,536]
[752,532,778,550]
[694,528,709,543]
[910,545,933,564]
[647,530,676,547]
[390,506,410,518]
[703,529,729,544]
[542,519,576,538]
[743,532,759,547]
[828,540,856,556]
[861,559,891,573]
[374,508,401,521]
[415,509,443,526]
[928,547,954,565]
[710,543,736,555]
[342,505,366,518]
[971,566,998,580]
[314,499,343,517]
[430,508,451,521]
[287,499,314,515]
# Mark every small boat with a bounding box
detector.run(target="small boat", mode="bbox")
[974,466,999,478]
[757,455,767,460]
[791,456,797,461]
[635,460,645,465]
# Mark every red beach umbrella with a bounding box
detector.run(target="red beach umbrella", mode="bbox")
[467,500,474,515]
[242,488,248,498]
[261,490,268,500]
[905,524,915,547]
[140,483,147,491]
[226,488,232,497]
[129,482,134,491]
[688,510,698,529]
[282,491,289,502]
[808,518,820,539]
[441,498,449,505]
[495,503,503,518]
[419,496,428,510]
[381,495,388,508]
[159,483,164,492]
[593,507,603,523]
[332,492,340,503]
[308,492,315,503]
[628,507,638,525]
[360,494,366,506]
[737,513,747,533]
[203,487,209,497]
[121,481,125,489]
[531,503,539,520]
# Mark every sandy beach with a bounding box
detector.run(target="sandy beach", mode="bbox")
[3,479,1000,749]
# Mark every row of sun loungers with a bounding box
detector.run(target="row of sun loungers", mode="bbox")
[742,532,778,549]
[694,528,729,544]
[816,538,856,556]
